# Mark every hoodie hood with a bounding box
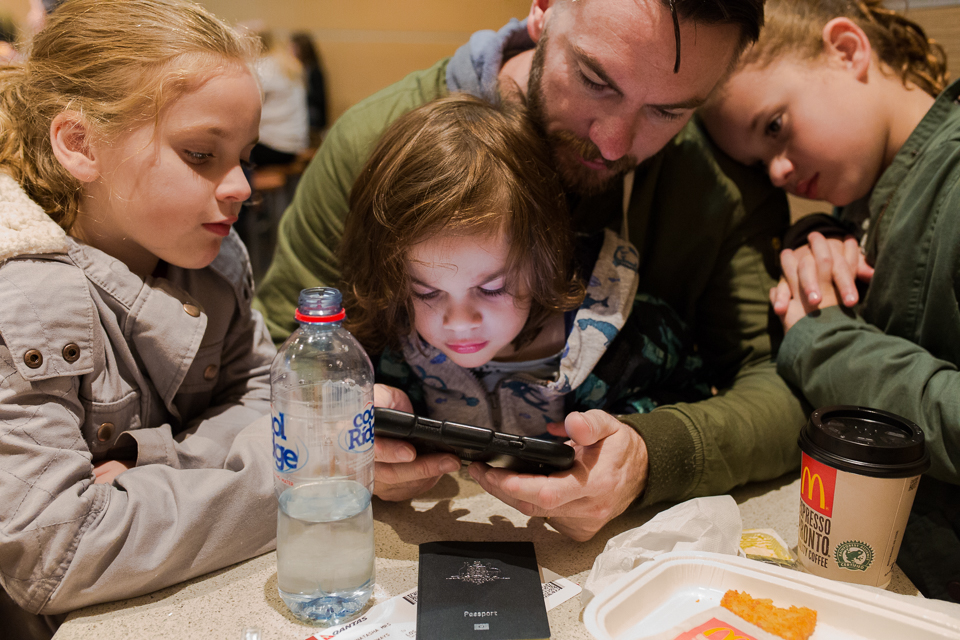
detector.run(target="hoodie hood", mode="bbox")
[446,18,533,103]
[0,172,68,261]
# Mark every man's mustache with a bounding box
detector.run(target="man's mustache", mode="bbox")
[549,129,637,173]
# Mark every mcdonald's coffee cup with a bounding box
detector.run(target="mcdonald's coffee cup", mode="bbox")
[797,406,930,587]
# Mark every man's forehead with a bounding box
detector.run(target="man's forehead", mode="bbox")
[553,0,739,94]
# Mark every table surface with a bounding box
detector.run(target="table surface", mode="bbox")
[53,469,920,640]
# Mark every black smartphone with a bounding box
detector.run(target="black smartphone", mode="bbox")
[373,407,575,475]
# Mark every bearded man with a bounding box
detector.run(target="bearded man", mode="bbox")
[254,0,807,542]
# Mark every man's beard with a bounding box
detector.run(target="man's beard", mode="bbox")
[525,32,637,197]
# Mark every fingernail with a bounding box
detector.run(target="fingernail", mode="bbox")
[845,294,857,305]
[440,459,460,473]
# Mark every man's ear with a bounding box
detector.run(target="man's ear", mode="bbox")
[50,112,99,183]
[822,17,872,81]
[527,0,554,43]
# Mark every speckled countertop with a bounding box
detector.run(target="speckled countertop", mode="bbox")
[52,470,920,640]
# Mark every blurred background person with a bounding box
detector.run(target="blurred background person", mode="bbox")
[252,28,309,168]
[291,30,328,145]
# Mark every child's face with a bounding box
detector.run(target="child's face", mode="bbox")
[76,65,261,277]
[406,231,531,369]
[701,56,889,207]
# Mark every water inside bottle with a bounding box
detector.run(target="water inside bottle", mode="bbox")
[277,479,375,624]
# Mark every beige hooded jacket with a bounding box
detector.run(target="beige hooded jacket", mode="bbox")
[0,173,278,615]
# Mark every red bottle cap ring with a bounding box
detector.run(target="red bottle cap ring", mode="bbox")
[294,308,346,323]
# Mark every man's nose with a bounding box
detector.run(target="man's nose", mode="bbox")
[768,154,795,188]
[588,112,637,162]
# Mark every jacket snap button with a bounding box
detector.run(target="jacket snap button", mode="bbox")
[203,364,218,380]
[183,303,201,317]
[24,349,43,369]
[97,422,115,442]
[63,343,81,363]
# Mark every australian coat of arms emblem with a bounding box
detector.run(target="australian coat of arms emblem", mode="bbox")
[447,560,511,585]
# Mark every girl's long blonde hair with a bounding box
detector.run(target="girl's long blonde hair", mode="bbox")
[739,0,947,97]
[0,0,259,231]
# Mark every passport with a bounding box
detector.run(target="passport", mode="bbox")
[416,540,551,640]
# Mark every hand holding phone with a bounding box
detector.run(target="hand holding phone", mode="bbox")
[374,407,575,475]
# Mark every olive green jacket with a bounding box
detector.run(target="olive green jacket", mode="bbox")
[254,57,807,507]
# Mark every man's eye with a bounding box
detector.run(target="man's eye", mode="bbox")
[577,68,606,92]
[654,107,685,121]
[765,115,783,136]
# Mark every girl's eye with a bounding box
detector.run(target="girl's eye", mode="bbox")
[765,115,783,136]
[186,150,212,163]
[411,289,439,301]
[479,286,508,298]
[241,158,256,172]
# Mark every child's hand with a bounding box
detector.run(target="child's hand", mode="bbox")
[771,232,873,317]
[373,440,460,501]
[773,232,863,332]
[92,459,134,484]
[372,383,460,501]
[374,383,413,413]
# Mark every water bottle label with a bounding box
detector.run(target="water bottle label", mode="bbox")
[340,401,374,453]
[272,411,308,473]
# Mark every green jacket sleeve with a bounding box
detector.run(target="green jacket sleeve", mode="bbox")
[779,306,960,484]
[254,60,450,344]
[623,125,808,507]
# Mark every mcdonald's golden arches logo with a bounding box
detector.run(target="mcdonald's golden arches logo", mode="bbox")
[801,453,837,517]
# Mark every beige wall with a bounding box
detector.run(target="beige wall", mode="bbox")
[199,0,532,124]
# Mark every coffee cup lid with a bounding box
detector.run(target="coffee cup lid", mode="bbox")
[798,405,930,478]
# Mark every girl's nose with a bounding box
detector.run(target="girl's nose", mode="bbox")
[217,164,253,202]
[768,154,795,188]
[443,300,482,331]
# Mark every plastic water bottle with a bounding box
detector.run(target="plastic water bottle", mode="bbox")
[271,287,375,625]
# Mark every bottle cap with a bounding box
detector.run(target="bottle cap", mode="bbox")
[296,287,345,323]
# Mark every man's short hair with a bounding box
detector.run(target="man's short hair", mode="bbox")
[671,0,765,52]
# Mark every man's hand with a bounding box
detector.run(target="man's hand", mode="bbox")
[372,384,460,502]
[468,410,648,542]
[770,232,874,318]
[93,459,134,484]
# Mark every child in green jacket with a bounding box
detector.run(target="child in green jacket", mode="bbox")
[700,0,958,602]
